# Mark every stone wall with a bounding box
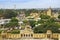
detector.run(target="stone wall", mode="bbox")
[1,33,60,40]
[5,33,21,39]
[33,33,46,39]
[58,34,60,40]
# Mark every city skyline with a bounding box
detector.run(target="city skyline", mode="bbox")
[0,0,60,9]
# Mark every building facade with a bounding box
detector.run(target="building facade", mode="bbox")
[1,24,60,40]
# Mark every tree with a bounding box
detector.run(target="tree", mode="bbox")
[58,10,60,14]
[58,15,60,19]
[46,18,55,23]
[30,9,38,13]
[33,23,60,33]
[29,20,36,28]
[5,17,19,29]
[40,14,50,19]
[0,9,4,18]
[25,9,38,17]
[25,10,30,17]
[37,19,45,24]
[45,23,60,33]
[4,10,17,19]
[33,19,60,33]
[23,20,28,25]
[33,25,46,33]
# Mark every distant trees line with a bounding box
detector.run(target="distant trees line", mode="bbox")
[0,9,60,33]
[0,9,39,18]
[0,9,60,19]
[0,9,18,19]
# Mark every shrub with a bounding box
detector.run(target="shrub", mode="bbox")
[10,30,20,34]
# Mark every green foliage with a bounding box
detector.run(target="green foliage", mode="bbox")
[0,9,4,17]
[0,30,3,33]
[10,17,18,22]
[40,14,50,19]
[4,10,17,19]
[58,15,60,19]
[25,9,38,17]
[33,25,46,33]
[5,17,19,28]
[30,9,38,13]
[0,9,3,14]
[58,10,60,14]
[0,30,6,33]
[37,19,45,24]
[25,10,30,17]
[46,18,55,23]
[33,23,60,33]
[46,23,60,33]
[23,20,28,23]
[9,30,20,34]
[33,18,60,33]
[29,20,36,28]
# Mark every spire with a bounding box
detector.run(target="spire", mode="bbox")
[14,4,16,10]
[48,6,52,10]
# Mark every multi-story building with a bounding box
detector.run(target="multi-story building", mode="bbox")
[27,7,59,19]
[47,7,52,16]
[17,11,25,21]
[2,24,60,40]
[0,19,11,25]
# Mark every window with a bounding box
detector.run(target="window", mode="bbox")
[31,34,33,37]
[21,34,23,37]
[26,34,27,37]
[47,34,51,38]
[24,34,25,37]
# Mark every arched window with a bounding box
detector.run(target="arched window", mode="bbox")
[26,34,27,37]
[24,34,25,37]
[29,34,30,37]
[47,34,51,38]
[21,34,23,37]
[31,34,33,37]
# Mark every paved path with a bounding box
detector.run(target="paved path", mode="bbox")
[1,38,54,40]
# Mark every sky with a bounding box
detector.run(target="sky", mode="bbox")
[0,0,60,9]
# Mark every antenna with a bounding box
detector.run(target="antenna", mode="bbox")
[14,4,16,10]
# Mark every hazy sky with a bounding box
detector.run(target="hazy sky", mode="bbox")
[0,0,60,9]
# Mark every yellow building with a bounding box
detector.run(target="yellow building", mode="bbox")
[29,13,40,19]
[1,24,60,40]
[1,8,60,40]
[16,11,25,21]
[26,7,59,20]
[26,12,41,21]
[40,7,59,19]
[53,12,59,18]
[47,8,52,16]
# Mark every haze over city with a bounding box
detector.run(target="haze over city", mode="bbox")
[0,0,60,9]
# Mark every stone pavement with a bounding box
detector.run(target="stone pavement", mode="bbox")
[1,38,54,40]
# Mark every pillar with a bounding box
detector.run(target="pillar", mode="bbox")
[58,34,60,40]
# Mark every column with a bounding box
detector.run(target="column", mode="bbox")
[58,34,60,40]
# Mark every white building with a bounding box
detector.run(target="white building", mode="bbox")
[0,19,11,25]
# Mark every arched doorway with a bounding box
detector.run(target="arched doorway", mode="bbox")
[21,34,33,39]
[46,30,52,39]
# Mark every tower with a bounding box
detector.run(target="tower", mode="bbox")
[14,5,16,10]
[17,11,25,21]
[47,7,52,16]
[20,25,33,39]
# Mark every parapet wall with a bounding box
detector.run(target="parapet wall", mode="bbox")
[33,33,46,39]
[2,33,21,39]
[1,33,60,39]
